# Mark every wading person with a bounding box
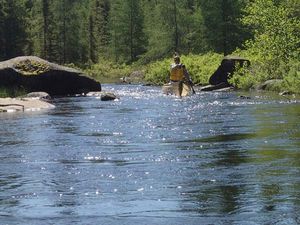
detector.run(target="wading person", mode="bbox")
[162,53,195,96]
[169,53,193,86]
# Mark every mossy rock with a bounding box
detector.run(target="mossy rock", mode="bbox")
[0,56,101,96]
[14,59,50,75]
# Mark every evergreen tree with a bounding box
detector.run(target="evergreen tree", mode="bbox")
[88,0,110,62]
[51,0,87,64]
[0,1,6,60]
[198,0,250,55]
[41,0,52,59]
[142,0,206,60]
[142,0,176,60]
[0,0,28,60]
[109,0,146,63]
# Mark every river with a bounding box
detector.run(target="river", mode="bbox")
[0,84,300,225]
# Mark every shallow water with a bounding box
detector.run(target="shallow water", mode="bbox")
[0,84,300,225]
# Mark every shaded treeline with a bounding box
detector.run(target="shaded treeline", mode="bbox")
[0,0,251,64]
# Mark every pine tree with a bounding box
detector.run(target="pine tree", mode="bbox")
[142,0,175,60]
[198,0,250,55]
[0,0,28,60]
[109,0,146,63]
[0,1,6,60]
[88,0,110,62]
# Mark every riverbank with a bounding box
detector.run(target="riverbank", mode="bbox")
[84,53,300,96]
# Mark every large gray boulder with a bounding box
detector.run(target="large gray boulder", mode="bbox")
[0,56,101,96]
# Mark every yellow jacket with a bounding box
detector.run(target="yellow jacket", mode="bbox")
[170,64,184,81]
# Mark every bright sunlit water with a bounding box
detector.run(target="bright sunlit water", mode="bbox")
[1,84,300,225]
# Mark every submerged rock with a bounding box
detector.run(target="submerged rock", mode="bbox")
[86,91,118,101]
[238,95,251,99]
[100,93,117,101]
[0,56,101,96]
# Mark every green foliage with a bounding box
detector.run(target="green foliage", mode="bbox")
[241,0,300,77]
[88,0,110,62]
[84,58,132,83]
[0,86,27,98]
[228,63,260,90]
[144,59,171,85]
[0,0,28,60]
[144,53,223,85]
[14,59,50,75]
[229,0,300,92]
[109,0,146,63]
[199,0,251,55]
[282,59,300,94]
[0,0,299,93]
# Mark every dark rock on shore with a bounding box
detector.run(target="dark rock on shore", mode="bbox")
[0,56,101,96]
[209,56,250,86]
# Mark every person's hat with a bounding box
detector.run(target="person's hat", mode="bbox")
[173,53,180,59]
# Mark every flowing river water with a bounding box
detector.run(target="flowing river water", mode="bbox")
[0,84,300,225]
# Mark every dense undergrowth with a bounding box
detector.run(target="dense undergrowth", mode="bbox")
[85,53,224,86]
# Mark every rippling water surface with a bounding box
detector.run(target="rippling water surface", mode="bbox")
[1,84,300,225]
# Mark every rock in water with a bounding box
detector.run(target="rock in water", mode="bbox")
[100,93,117,101]
[0,56,101,96]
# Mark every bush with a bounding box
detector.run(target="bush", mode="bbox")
[84,59,133,83]
[144,53,223,85]
[282,59,300,94]
[230,0,300,93]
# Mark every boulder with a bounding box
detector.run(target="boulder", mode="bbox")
[0,56,101,96]
[23,92,51,101]
[200,82,232,91]
[209,56,250,85]
[86,91,118,101]
[100,93,117,101]
[0,97,55,113]
[255,79,283,91]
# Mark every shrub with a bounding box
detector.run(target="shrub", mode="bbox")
[144,53,223,85]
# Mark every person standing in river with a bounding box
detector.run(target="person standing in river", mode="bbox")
[169,53,193,85]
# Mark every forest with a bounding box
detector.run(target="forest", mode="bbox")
[0,0,299,93]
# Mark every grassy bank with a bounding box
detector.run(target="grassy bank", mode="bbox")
[85,53,224,86]
[144,53,223,85]
[84,59,133,83]
[229,51,300,94]
[85,51,299,95]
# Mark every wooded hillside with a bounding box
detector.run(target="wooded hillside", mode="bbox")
[0,0,255,64]
[1,0,299,93]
